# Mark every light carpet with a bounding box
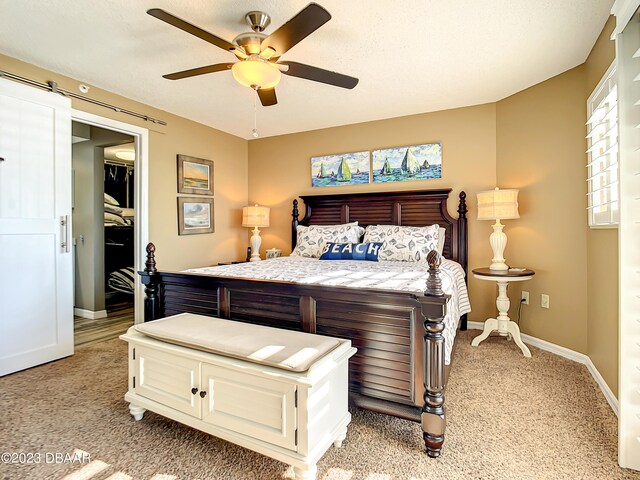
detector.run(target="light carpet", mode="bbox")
[0,330,638,480]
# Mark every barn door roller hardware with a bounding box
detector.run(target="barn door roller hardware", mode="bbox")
[0,70,167,126]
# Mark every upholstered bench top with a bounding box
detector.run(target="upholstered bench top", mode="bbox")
[135,313,341,373]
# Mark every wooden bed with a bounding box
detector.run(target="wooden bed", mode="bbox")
[140,188,468,457]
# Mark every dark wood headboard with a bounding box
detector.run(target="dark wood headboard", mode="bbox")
[291,189,468,275]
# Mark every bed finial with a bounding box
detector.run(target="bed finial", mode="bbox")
[425,250,444,296]
[292,199,300,249]
[145,242,157,274]
[141,242,160,321]
[457,191,467,219]
[292,199,299,220]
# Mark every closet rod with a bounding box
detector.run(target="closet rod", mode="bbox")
[0,70,167,126]
[105,159,134,168]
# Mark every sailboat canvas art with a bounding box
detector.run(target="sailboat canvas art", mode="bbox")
[311,151,370,187]
[372,143,442,184]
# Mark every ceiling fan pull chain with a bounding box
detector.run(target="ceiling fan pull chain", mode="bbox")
[252,94,259,138]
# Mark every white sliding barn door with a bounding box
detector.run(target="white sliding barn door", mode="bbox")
[613,1,640,471]
[0,78,73,376]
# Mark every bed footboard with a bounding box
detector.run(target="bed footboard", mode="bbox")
[140,244,450,457]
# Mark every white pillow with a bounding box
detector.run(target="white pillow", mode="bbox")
[104,203,123,215]
[363,224,440,262]
[437,226,446,256]
[104,193,119,206]
[104,211,127,226]
[291,223,364,258]
[120,207,135,219]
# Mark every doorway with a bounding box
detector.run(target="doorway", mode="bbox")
[70,110,149,346]
[72,122,136,346]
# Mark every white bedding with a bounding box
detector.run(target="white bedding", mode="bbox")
[186,256,471,364]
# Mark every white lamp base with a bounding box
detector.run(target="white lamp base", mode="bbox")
[489,220,509,271]
[250,226,262,262]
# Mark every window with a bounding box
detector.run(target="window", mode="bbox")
[586,62,619,227]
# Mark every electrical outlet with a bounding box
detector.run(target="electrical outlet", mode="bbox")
[541,294,550,309]
[521,291,529,305]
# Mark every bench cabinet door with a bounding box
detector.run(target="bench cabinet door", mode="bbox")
[134,345,200,417]
[201,364,297,451]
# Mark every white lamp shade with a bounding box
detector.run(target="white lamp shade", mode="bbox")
[477,188,520,221]
[232,59,281,90]
[242,205,270,228]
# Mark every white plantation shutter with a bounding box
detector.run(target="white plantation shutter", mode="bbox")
[586,63,619,227]
[614,3,640,471]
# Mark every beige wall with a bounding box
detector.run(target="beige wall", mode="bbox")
[249,17,618,365]
[249,104,499,323]
[494,16,618,391]
[496,65,588,353]
[0,53,248,271]
[584,16,618,395]
[2,18,619,392]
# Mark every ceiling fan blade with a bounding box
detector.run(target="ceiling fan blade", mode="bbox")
[257,88,278,107]
[147,8,236,53]
[279,61,358,89]
[260,3,330,58]
[163,63,234,80]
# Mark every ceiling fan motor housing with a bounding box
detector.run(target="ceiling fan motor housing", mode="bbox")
[233,31,267,55]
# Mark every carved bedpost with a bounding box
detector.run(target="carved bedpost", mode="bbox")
[292,199,300,249]
[140,243,160,322]
[457,191,468,330]
[422,250,447,457]
[457,191,468,275]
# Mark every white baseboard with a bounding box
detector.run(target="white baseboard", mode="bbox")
[74,308,107,320]
[466,321,619,416]
[584,358,619,417]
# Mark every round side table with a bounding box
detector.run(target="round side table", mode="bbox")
[471,267,535,358]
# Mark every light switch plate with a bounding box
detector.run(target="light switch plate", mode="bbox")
[541,294,550,309]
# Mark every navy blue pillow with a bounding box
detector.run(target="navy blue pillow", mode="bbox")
[319,242,383,261]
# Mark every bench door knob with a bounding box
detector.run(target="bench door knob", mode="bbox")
[199,391,207,398]
[191,387,198,395]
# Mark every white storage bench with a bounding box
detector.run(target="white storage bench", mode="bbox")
[120,313,357,480]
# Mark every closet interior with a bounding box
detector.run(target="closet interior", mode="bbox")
[71,122,135,344]
[104,145,135,306]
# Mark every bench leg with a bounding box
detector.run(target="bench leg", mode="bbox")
[129,403,146,421]
[333,428,347,448]
[294,465,317,480]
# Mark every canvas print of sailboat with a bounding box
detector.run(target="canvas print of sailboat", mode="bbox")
[311,151,370,187]
[372,143,442,184]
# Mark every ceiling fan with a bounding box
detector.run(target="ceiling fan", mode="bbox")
[147,3,359,107]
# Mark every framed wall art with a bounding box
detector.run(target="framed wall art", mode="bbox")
[177,197,214,235]
[311,151,370,187]
[177,154,214,195]
[372,143,442,184]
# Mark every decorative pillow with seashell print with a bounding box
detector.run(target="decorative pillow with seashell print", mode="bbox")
[363,224,440,262]
[291,223,364,258]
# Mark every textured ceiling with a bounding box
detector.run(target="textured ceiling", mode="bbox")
[0,0,613,139]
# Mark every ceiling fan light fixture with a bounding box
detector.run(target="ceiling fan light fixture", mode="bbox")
[232,58,281,90]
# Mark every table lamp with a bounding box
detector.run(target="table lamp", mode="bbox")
[242,204,270,262]
[476,187,520,271]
